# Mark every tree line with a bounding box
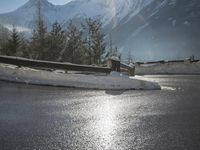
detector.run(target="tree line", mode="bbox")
[0,16,114,65]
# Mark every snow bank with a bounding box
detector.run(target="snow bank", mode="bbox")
[136,61,200,75]
[0,63,160,90]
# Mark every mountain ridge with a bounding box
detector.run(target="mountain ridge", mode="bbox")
[1,0,200,61]
[0,0,152,29]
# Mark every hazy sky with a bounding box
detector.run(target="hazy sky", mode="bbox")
[0,0,72,14]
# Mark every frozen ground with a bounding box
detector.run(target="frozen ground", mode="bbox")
[0,63,160,90]
[135,61,200,75]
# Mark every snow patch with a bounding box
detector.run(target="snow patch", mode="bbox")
[110,56,120,61]
[4,24,31,33]
[161,86,176,91]
[0,63,160,90]
[136,61,200,75]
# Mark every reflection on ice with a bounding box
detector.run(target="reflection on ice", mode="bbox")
[89,96,121,149]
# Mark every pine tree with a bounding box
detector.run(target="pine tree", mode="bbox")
[103,32,122,63]
[29,1,48,60]
[46,21,65,61]
[82,19,93,64]
[4,26,21,56]
[108,33,113,56]
[0,24,9,54]
[61,21,84,64]
[82,18,106,65]
[105,33,115,58]
[18,33,29,58]
[92,28,106,64]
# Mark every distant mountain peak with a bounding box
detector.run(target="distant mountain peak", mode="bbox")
[28,0,48,3]
[20,0,53,8]
[26,0,49,5]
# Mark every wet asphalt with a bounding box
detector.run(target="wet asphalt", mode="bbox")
[0,75,200,150]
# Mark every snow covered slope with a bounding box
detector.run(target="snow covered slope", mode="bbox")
[135,61,200,75]
[0,0,61,29]
[111,0,200,61]
[0,63,160,90]
[0,0,153,29]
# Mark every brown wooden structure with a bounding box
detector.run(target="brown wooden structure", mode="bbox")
[107,57,120,72]
[0,55,111,74]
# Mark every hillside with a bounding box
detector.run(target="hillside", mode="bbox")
[0,0,200,61]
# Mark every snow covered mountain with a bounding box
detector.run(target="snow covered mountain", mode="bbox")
[0,0,200,61]
[0,0,152,29]
[110,0,200,61]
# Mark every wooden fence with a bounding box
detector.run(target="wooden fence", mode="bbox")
[0,55,111,74]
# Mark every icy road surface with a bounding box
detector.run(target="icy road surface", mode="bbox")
[0,75,200,150]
